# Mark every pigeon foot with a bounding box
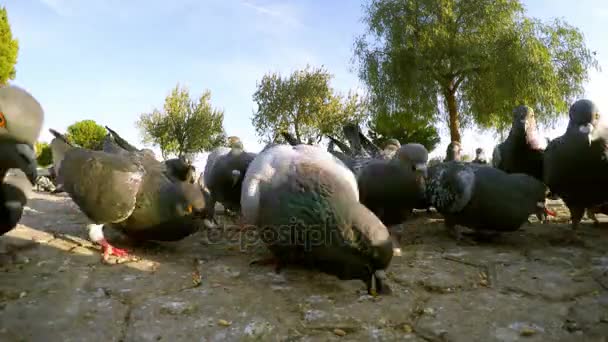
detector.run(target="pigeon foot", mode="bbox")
[99,239,130,264]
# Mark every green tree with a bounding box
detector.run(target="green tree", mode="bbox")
[0,7,18,86]
[137,84,226,159]
[252,65,368,145]
[354,0,598,143]
[35,141,53,167]
[367,110,441,153]
[66,120,107,150]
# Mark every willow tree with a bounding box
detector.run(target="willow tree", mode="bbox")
[354,0,598,143]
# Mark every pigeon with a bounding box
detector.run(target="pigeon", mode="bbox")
[492,106,544,181]
[426,161,550,240]
[163,158,196,184]
[357,143,428,251]
[49,129,206,262]
[543,99,608,235]
[380,138,401,160]
[104,126,195,183]
[203,145,256,226]
[241,144,393,295]
[444,141,461,162]
[472,148,488,164]
[0,86,44,235]
[330,123,381,176]
[280,131,301,146]
[103,126,156,160]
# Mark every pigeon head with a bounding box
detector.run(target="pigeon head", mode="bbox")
[396,143,429,182]
[0,86,45,184]
[445,141,461,161]
[568,99,600,136]
[175,183,207,217]
[382,138,400,154]
[341,202,393,294]
[512,105,535,129]
[384,138,401,149]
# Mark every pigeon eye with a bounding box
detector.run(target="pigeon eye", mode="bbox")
[0,112,5,128]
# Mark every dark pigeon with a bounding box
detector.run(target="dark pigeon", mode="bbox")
[472,148,488,165]
[49,129,206,263]
[241,144,393,295]
[103,127,194,183]
[444,141,461,162]
[0,86,44,235]
[203,144,256,226]
[280,131,301,146]
[543,99,608,236]
[357,144,428,253]
[426,161,550,240]
[330,123,382,176]
[492,106,544,181]
[104,126,157,162]
[163,158,196,184]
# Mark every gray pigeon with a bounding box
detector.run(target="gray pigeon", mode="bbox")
[492,106,544,181]
[544,99,608,236]
[203,145,256,226]
[444,141,462,162]
[472,148,488,164]
[103,127,195,183]
[357,143,428,252]
[49,129,206,262]
[328,124,382,176]
[0,86,44,235]
[380,138,401,160]
[241,144,393,295]
[426,161,549,240]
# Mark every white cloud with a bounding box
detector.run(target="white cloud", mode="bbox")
[37,0,74,17]
[240,0,303,29]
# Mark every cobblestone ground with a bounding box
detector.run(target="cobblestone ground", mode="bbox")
[0,192,607,342]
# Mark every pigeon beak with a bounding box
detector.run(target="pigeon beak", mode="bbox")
[415,163,428,178]
[0,141,38,184]
[579,123,593,134]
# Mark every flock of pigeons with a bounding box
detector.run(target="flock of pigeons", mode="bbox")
[1,85,607,296]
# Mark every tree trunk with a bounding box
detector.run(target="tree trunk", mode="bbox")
[445,86,461,144]
[294,123,302,144]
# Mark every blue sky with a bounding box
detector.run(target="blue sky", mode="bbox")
[4,0,608,163]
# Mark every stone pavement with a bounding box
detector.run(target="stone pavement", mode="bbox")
[0,192,606,341]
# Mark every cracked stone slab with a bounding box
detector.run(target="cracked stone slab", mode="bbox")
[1,191,607,341]
[496,260,602,301]
[0,267,128,342]
[297,289,419,337]
[415,290,572,341]
[566,293,608,339]
[125,287,297,341]
[390,250,484,292]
